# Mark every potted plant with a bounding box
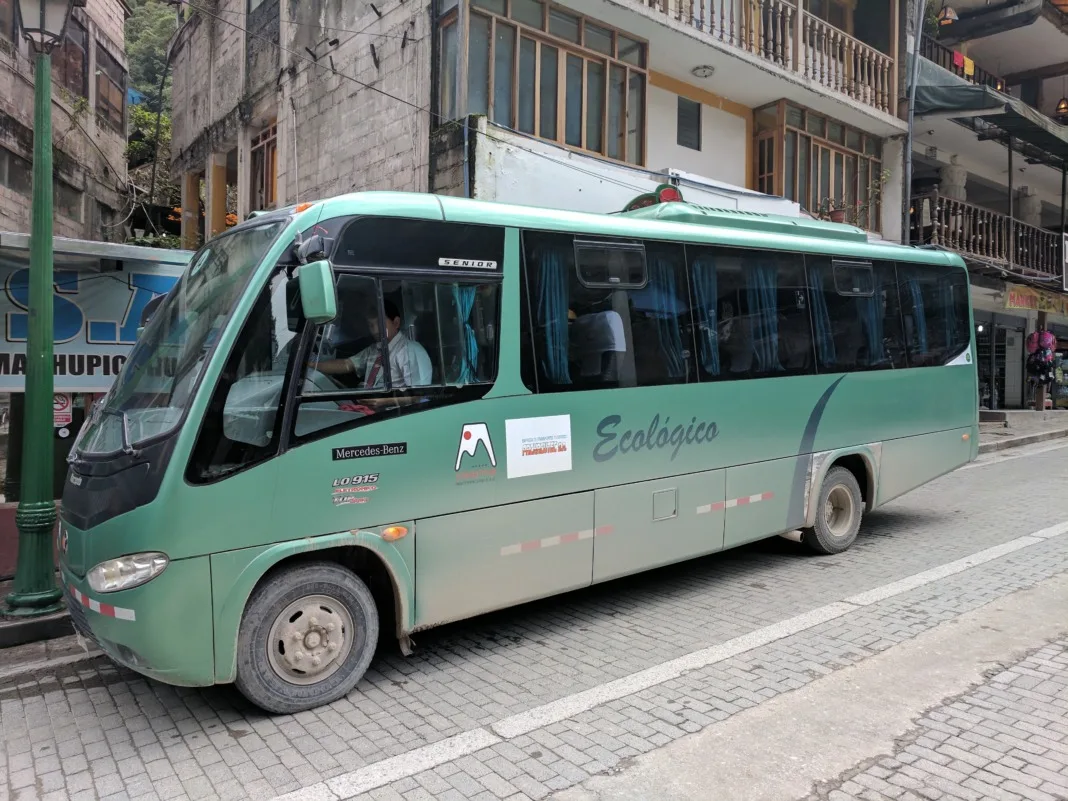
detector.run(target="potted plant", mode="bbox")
[817,197,848,224]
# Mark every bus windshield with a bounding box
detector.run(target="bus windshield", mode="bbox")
[75,221,289,457]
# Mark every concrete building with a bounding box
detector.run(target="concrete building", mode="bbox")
[906,0,1068,409]
[0,0,131,240]
[168,0,908,243]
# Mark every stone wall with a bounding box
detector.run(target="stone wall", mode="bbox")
[0,2,129,240]
[278,0,432,202]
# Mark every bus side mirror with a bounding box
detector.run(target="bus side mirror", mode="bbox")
[298,260,337,325]
[136,326,145,338]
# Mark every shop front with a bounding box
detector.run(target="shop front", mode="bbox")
[0,234,191,579]
[973,281,1068,411]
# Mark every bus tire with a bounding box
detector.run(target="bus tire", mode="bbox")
[234,561,379,714]
[802,466,862,555]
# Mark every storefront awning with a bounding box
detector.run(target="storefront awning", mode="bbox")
[0,232,192,273]
[912,56,1068,169]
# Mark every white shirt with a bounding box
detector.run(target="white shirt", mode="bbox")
[348,332,433,388]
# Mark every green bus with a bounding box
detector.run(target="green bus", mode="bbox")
[60,191,978,714]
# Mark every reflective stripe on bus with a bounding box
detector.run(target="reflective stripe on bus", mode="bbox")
[69,585,137,621]
[697,491,775,515]
[500,525,615,556]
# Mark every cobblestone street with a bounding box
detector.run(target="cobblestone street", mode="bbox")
[806,640,1068,801]
[3,439,1068,801]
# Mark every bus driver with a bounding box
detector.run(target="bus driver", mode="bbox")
[312,299,433,389]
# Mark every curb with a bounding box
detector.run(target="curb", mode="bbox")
[0,608,73,649]
[976,426,1068,455]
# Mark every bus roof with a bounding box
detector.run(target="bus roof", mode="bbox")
[278,191,967,270]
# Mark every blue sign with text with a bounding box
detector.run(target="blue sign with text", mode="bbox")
[1,265,183,392]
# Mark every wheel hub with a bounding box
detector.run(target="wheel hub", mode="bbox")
[268,595,354,685]
[824,485,854,537]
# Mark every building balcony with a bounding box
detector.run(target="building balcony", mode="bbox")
[910,192,1063,280]
[643,0,896,115]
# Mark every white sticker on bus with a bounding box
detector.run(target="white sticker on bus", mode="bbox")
[505,415,573,479]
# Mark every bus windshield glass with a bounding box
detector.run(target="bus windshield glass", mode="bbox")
[75,221,289,456]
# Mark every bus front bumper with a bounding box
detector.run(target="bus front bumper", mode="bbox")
[61,556,216,688]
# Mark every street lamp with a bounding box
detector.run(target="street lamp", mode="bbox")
[5,0,79,618]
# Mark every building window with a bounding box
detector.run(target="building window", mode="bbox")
[53,17,88,98]
[0,0,14,42]
[440,0,647,165]
[54,179,83,221]
[95,44,126,132]
[250,123,278,211]
[0,147,32,195]
[677,96,701,151]
[755,101,883,231]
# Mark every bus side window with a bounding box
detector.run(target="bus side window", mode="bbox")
[187,270,302,483]
[520,231,698,391]
[687,246,814,380]
[897,263,970,367]
[807,257,906,372]
[293,274,501,442]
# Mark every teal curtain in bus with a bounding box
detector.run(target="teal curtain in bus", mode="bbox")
[858,277,886,365]
[535,246,572,384]
[691,257,720,376]
[938,277,955,350]
[808,265,836,368]
[746,263,781,372]
[907,278,928,354]
[649,256,686,379]
[451,284,478,383]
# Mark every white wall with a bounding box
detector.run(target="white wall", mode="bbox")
[879,136,904,244]
[645,85,749,189]
[471,121,799,217]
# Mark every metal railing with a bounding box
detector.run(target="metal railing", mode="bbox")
[910,192,1062,278]
[655,0,895,114]
[919,35,1004,90]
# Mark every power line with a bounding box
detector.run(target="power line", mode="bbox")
[193,1,424,42]
[181,0,653,197]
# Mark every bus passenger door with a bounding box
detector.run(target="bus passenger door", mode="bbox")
[592,469,726,583]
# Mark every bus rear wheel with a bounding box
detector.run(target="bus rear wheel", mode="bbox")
[235,562,379,714]
[802,466,862,555]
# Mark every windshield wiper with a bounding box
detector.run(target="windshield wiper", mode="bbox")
[102,408,136,456]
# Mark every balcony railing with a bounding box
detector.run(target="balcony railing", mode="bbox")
[911,192,1063,278]
[920,35,1004,90]
[655,0,896,114]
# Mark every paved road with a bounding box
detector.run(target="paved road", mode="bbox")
[3,440,1068,801]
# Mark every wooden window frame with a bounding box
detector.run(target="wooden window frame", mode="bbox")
[95,43,126,132]
[250,123,278,211]
[54,16,88,98]
[454,0,648,166]
[755,100,883,232]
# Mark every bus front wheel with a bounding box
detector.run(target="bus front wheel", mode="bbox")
[235,561,379,714]
[802,466,862,555]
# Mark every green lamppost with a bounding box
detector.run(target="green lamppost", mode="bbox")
[5,0,79,617]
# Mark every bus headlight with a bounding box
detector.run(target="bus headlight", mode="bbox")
[88,553,169,593]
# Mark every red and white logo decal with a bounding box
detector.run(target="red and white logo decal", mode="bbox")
[455,423,496,471]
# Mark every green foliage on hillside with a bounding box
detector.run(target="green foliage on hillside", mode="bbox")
[125,0,178,112]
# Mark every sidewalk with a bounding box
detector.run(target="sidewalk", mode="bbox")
[978,409,1068,454]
